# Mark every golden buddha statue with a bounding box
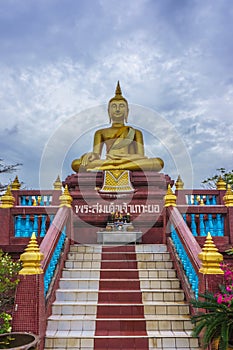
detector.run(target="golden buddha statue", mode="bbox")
[71,82,164,172]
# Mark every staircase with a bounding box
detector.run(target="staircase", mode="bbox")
[44,244,200,349]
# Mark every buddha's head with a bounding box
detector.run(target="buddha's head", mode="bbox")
[108,81,129,123]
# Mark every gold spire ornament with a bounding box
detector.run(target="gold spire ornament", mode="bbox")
[198,232,224,274]
[175,175,184,190]
[59,185,73,207]
[223,184,233,207]
[19,233,44,275]
[216,176,227,190]
[164,184,177,207]
[0,186,15,208]
[53,175,62,190]
[11,176,21,190]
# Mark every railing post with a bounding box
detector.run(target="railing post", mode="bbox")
[11,176,21,205]
[12,233,46,350]
[198,232,224,295]
[0,208,12,245]
[216,176,227,205]
[227,207,233,245]
[51,175,63,205]
[0,187,15,245]
[175,175,186,205]
[164,185,177,244]
[223,185,233,245]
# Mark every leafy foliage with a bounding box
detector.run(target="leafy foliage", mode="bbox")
[0,159,22,193]
[0,250,21,334]
[0,313,12,334]
[191,292,233,350]
[202,168,233,189]
[190,263,233,350]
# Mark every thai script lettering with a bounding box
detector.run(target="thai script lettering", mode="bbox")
[75,202,160,214]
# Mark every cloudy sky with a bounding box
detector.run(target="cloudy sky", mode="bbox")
[0,0,232,189]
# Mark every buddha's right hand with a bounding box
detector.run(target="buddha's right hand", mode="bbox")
[80,152,100,166]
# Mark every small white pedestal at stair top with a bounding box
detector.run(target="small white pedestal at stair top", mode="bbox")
[97,230,142,245]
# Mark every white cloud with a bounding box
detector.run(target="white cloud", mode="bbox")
[0,0,232,189]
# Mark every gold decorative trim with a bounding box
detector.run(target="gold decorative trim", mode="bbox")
[99,170,134,193]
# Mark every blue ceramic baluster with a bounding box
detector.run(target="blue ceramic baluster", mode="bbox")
[191,214,197,236]
[49,214,54,226]
[199,214,205,236]
[187,195,192,205]
[21,196,26,205]
[216,214,224,237]
[33,214,38,236]
[15,215,22,237]
[212,196,217,205]
[208,214,214,236]
[24,214,31,237]
[40,215,47,237]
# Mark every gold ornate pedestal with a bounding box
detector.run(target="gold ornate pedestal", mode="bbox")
[99,170,134,193]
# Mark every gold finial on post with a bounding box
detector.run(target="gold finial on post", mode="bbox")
[216,176,227,190]
[19,233,44,275]
[11,176,21,190]
[0,186,15,208]
[53,175,62,190]
[59,185,72,207]
[175,175,184,190]
[223,184,233,207]
[198,232,224,274]
[164,184,177,207]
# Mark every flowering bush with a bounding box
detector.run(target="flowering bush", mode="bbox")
[0,250,21,334]
[190,262,233,350]
[215,262,233,307]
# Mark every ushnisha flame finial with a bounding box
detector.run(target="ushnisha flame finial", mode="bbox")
[109,81,128,103]
[115,81,122,98]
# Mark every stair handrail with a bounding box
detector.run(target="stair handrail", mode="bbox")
[40,206,71,297]
[166,206,202,300]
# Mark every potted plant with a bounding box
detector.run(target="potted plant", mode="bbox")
[190,262,233,350]
[0,332,38,349]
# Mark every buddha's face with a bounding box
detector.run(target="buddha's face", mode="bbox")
[108,99,128,123]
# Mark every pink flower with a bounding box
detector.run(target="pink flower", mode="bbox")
[217,294,223,304]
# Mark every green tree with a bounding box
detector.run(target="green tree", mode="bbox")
[202,168,233,189]
[0,159,22,193]
[0,250,21,333]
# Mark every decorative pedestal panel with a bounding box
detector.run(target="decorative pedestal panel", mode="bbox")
[64,171,173,244]
[97,230,142,245]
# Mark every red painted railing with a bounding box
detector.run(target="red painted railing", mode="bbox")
[166,206,225,309]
